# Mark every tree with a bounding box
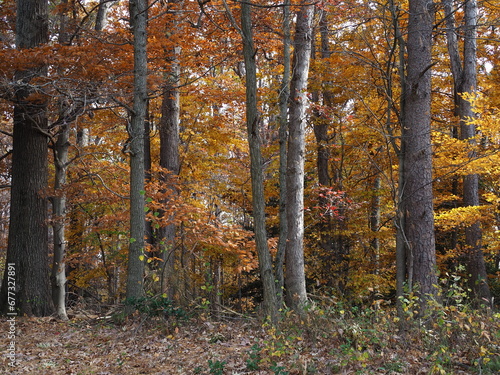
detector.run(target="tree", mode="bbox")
[125,0,148,306]
[285,0,314,311]
[311,9,335,287]
[95,0,115,31]
[442,0,491,305]
[401,0,438,307]
[0,0,54,316]
[157,0,182,300]
[275,0,291,307]
[51,123,70,321]
[240,0,278,320]
[49,0,76,322]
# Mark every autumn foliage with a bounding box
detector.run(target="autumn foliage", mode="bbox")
[0,0,499,356]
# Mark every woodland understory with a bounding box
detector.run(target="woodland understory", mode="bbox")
[1,299,500,374]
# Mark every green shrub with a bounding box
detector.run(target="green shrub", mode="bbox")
[124,295,187,319]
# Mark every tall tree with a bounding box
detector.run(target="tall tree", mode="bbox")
[50,0,75,322]
[240,0,279,320]
[442,0,491,305]
[285,0,314,312]
[401,0,438,307]
[275,0,291,308]
[158,6,181,299]
[125,0,148,306]
[388,0,410,318]
[0,0,54,316]
[311,9,334,285]
[51,124,70,321]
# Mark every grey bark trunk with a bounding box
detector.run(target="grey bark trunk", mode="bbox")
[51,125,70,320]
[388,0,408,318]
[402,0,438,307]
[241,1,278,321]
[158,64,180,299]
[0,0,54,316]
[442,0,491,305]
[158,3,181,298]
[95,0,114,31]
[285,1,314,312]
[275,0,291,308]
[125,0,148,306]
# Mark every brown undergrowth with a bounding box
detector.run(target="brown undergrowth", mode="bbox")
[1,299,499,375]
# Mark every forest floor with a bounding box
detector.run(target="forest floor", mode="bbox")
[1,303,499,375]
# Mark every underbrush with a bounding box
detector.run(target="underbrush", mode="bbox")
[73,290,499,374]
[247,293,500,374]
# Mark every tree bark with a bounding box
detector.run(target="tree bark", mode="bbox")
[275,0,291,308]
[402,0,438,307]
[95,0,114,31]
[241,1,278,321]
[285,1,314,312]
[159,44,181,299]
[125,0,148,307]
[388,0,408,319]
[51,125,70,320]
[370,176,381,277]
[442,0,491,305]
[0,0,54,316]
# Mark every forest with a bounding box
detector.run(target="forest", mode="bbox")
[0,0,500,373]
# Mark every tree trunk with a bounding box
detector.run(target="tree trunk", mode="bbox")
[144,102,155,250]
[49,0,77,321]
[125,0,148,307]
[285,1,314,312]
[387,0,408,319]
[275,0,291,308]
[159,43,180,299]
[312,9,352,292]
[370,176,381,277]
[442,0,491,305]
[241,1,278,321]
[158,6,181,298]
[0,0,54,317]
[51,125,70,320]
[95,0,114,31]
[402,0,438,307]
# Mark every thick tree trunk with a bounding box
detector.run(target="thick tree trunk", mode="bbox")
[241,1,278,320]
[125,0,148,306]
[285,2,314,312]
[442,0,491,305]
[0,0,54,317]
[1,103,53,316]
[401,0,438,307]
